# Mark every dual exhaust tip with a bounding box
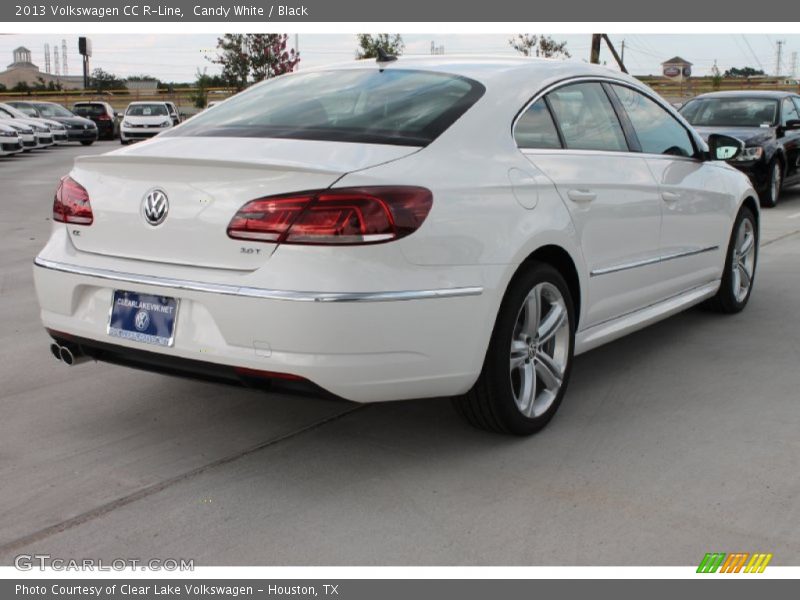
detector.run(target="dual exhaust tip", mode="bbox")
[50,342,90,366]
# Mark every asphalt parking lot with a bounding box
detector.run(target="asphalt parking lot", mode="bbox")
[0,141,799,566]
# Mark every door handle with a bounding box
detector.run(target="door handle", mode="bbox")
[661,191,681,202]
[567,189,597,203]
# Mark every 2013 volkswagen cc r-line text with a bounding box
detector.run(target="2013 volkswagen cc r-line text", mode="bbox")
[35,57,759,435]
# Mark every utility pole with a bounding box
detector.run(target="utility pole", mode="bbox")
[775,40,785,76]
[620,40,625,64]
[590,34,602,64]
[790,51,798,78]
[44,43,51,73]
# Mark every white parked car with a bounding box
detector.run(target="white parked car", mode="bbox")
[0,118,37,151]
[0,102,68,144]
[120,102,174,144]
[35,57,759,435]
[0,123,23,156]
[0,103,55,148]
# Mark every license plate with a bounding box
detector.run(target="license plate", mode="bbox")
[108,291,179,347]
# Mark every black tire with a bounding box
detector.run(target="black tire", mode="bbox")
[706,205,758,314]
[453,262,575,435]
[80,140,94,146]
[120,139,128,145]
[759,160,782,208]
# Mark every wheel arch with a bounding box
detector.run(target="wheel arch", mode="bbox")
[508,244,583,329]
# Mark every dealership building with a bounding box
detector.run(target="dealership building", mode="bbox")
[0,47,84,90]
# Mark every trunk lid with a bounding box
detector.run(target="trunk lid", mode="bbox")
[67,136,418,270]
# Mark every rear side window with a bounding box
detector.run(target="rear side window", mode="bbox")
[514,99,561,149]
[171,69,486,147]
[611,84,695,157]
[546,83,628,152]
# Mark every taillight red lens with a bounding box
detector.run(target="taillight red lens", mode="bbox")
[227,186,433,245]
[97,114,111,121]
[53,176,93,225]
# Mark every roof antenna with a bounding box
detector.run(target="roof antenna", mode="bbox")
[376,48,397,64]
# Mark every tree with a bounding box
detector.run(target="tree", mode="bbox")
[723,66,765,78]
[509,34,571,59]
[355,34,404,59]
[190,68,229,109]
[89,68,126,92]
[711,61,722,90]
[248,34,300,82]
[209,33,299,90]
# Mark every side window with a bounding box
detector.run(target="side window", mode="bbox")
[793,97,800,119]
[782,98,800,125]
[611,84,695,157]
[546,82,628,152]
[514,99,561,149]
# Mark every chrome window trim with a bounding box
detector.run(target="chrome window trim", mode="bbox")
[512,75,703,158]
[33,257,483,303]
[590,245,719,277]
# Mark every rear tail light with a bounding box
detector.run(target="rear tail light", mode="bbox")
[53,176,93,225]
[97,114,111,121]
[227,186,433,245]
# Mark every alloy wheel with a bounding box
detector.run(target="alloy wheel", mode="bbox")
[732,217,756,303]
[509,282,570,418]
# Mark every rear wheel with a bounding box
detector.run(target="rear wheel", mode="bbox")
[453,262,575,435]
[80,140,94,146]
[706,205,758,313]
[759,160,782,208]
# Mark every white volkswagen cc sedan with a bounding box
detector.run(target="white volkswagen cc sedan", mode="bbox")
[35,57,759,435]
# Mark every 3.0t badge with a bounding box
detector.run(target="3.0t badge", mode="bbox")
[142,188,169,226]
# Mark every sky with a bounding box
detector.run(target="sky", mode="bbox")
[1,33,798,82]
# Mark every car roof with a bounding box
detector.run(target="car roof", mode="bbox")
[127,101,168,105]
[691,90,799,100]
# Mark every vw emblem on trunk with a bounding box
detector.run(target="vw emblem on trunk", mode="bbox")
[142,189,169,226]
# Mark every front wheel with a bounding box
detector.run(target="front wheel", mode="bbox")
[453,262,575,435]
[80,140,94,146]
[759,161,782,208]
[706,206,758,313]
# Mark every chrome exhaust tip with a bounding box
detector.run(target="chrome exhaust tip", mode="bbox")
[50,342,62,361]
[59,344,90,366]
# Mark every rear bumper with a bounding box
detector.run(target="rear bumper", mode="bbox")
[33,253,500,402]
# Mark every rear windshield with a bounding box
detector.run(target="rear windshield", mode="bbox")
[74,104,106,116]
[170,69,485,146]
[127,104,169,116]
[680,97,778,127]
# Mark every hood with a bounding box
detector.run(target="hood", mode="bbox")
[49,115,96,128]
[0,118,33,134]
[693,126,775,146]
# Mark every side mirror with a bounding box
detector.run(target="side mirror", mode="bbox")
[707,133,744,161]
[786,119,800,129]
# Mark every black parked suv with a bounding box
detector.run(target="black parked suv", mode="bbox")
[680,91,800,207]
[72,101,119,140]
[7,101,98,145]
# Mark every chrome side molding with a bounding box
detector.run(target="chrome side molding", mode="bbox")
[33,257,484,303]
[590,246,719,277]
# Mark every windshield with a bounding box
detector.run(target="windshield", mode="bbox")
[171,69,486,146]
[680,97,778,127]
[33,103,74,118]
[10,103,38,117]
[0,104,31,119]
[127,104,168,117]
